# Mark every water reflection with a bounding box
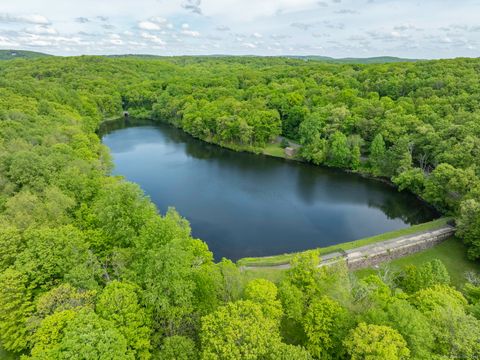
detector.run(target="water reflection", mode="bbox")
[101,119,438,261]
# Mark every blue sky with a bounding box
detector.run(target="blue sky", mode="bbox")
[0,0,479,58]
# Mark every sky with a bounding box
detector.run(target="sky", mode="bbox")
[0,0,479,58]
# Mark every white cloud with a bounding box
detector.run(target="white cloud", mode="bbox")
[242,42,256,48]
[334,9,358,14]
[270,34,290,40]
[138,21,161,30]
[182,0,202,14]
[394,23,421,32]
[141,32,166,45]
[138,17,172,31]
[0,13,50,24]
[75,17,89,23]
[0,35,19,47]
[109,38,123,45]
[25,25,57,35]
[216,25,230,31]
[181,29,200,37]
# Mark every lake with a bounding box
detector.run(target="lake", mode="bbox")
[101,119,438,261]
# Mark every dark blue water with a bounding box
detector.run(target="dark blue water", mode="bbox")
[101,120,437,261]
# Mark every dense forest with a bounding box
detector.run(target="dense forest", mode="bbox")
[1,55,480,359]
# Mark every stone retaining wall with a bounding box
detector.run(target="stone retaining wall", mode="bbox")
[344,226,455,270]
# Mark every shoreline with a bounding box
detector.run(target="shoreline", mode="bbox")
[100,115,444,267]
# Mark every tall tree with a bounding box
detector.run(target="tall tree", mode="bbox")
[344,323,410,360]
[0,268,34,352]
[96,281,151,359]
[369,133,386,175]
[200,300,281,360]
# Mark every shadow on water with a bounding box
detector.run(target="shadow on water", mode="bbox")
[101,118,439,261]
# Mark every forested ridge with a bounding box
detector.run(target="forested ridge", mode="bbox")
[0,50,51,61]
[1,55,480,359]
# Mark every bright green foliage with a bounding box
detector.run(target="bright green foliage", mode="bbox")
[135,208,192,249]
[393,168,425,195]
[244,279,283,322]
[457,199,480,259]
[217,258,243,302]
[344,323,410,360]
[132,209,216,342]
[268,343,312,360]
[30,309,133,360]
[0,55,480,358]
[14,225,100,290]
[410,284,480,358]
[354,274,392,308]
[327,131,351,167]
[200,300,281,360]
[426,307,480,359]
[411,285,467,313]
[369,133,386,175]
[396,259,450,293]
[278,280,305,322]
[96,281,151,359]
[87,180,157,249]
[157,336,198,360]
[135,239,197,338]
[29,310,78,359]
[2,187,75,230]
[362,298,435,359]
[351,143,361,170]
[134,237,217,340]
[423,164,476,213]
[279,255,353,351]
[0,226,22,271]
[298,111,328,165]
[463,276,480,319]
[298,111,325,145]
[0,268,34,352]
[284,250,321,291]
[278,250,322,326]
[33,283,96,321]
[300,136,328,165]
[302,296,351,359]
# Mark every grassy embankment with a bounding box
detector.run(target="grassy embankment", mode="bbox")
[238,217,451,268]
[262,142,286,158]
[262,136,300,159]
[355,236,478,288]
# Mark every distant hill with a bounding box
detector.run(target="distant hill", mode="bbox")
[0,50,52,60]
[107,54,419,64]
[0,51,416,64]
[287,55,419,64]
[107,54,166,59]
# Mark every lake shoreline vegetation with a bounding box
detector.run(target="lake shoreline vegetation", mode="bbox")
[1,55,480,359]
[109,115,437,212]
